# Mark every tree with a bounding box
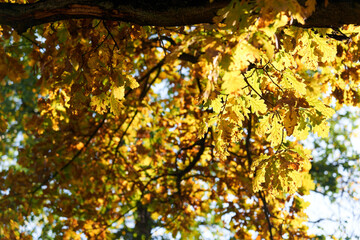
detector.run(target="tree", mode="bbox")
[306,108,360,239]
[1,0,360,239]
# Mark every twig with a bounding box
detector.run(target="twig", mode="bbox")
[308,218,339,224]
[246,111,252,170]
[242,72,274,107]
[175,131,208,178]
[263,66,284,92]
[96,205,137,237]
[140,65,162,99]
[30,114,107,195]
[21,33,44,49]
[114,110,139,156]
[170,131,208,195]
[103,21,120,50]
[259,191,274,240]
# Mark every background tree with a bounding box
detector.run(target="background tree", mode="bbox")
[1,0,360,239]
[306,108,360,239]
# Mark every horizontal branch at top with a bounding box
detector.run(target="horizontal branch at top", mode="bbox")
[1,0,360,34]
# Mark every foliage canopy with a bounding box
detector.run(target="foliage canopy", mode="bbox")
[1,0,360,239]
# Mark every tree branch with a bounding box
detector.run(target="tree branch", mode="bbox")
[258,191,274,240]
[2,1,360,34]
[246,112,252,171]
[0,0,229,34]
[299,1,360,28]
[176,132,208,178]
[31,114,107,195]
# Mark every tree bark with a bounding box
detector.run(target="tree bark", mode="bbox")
[134,202,152,240]
[300,1,360,28]
[1,0,360,34]
[0,0,230,34]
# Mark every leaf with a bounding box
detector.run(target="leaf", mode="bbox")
[272,51,294,71]
[233,42,261,71]
[128,76,139,89]
[293,119,310,140]
[245,95,267,115]
[214,0,254,30]
[312,32,337,63]
[110,94,122,115]
[296,31,318,70]
[313,120,330,138]
[281,69,307,95]
[90,93,108,114]
[210,96,223,113]
[257,114,272,136]
[267,114,283,147]
[283,108,298,136]
[306,97,335,118]
[0,116,7,132]
[253,164,267,192]
[251,154,270,172]
[113,85,125,100]
[222,71,246,94]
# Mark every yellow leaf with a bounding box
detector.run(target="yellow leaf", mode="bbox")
[283,108,298,136]
[246,96,267,115]
[306,97,335,118]
[300,173,315,195]
[128,76,139,89]
[110,94,122,116]
[267,114,283,147]
[231,41,261,72]
[75,142,84,150]
[0,117,7,132]
[292,113,310,140]
[282,69,307,95]
[211,96,223,113]
[313,121,330,138]
[257,114,272,136]
[113,86,125,100]
[251,154,270,171]
[272,51,294,71]
[296,32,318,70]
[90,93,108,114]
[253,164,267,192]
[222,72,246,94]
[312,32,336,63]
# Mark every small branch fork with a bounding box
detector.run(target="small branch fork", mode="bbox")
[242,62,285,148]
[139,130,209,200]
[173,131,208,196]
[31,115,107,196]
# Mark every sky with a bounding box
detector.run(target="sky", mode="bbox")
[304,107,360,239]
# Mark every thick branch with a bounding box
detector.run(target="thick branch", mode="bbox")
[0,0,229,34]
[178,136,207,177]
[2,0,360,34]
[300,1,360,28]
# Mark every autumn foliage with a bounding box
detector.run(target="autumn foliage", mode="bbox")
[1,0,360,239]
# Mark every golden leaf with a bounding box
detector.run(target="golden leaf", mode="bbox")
[284,108,298,136]
[113,85,125,100]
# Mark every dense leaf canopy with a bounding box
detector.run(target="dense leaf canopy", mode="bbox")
[1,0,360,239]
